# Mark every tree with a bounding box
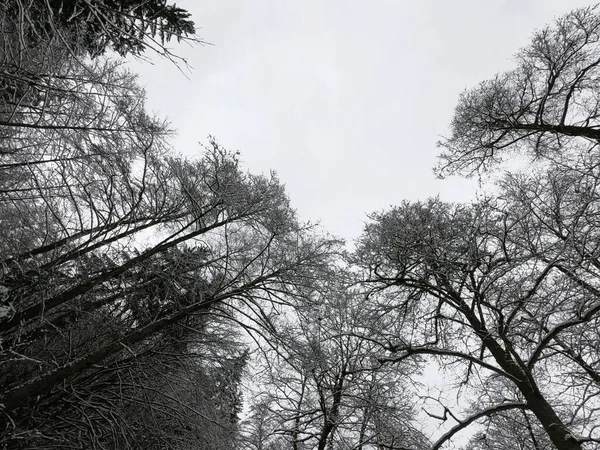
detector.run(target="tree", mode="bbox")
[355,188,600,450]
[242,269,427,450]
[0,38,337,447]
[22,311,248,450]
[0,133,336,447]
[377,6,600,448]
[0,0,197,172]
[241,396,288,450]
[437,4,600,176]
[0,2,332,448]
[1,0,197,59]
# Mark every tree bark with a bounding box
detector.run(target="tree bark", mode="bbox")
[514,122,600,141]
[316,369,346,450]
[458,300,583,450]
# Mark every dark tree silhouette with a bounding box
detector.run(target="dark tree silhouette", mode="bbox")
[2,0,197,58]
[438,4,600,176]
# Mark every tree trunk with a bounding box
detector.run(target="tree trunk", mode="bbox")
[316,370,346,450]
[459,301,583,450]
[515,122,600,141]
[356,405,370,450]
[516,381,582,450]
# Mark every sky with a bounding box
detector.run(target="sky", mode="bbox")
[129,0,594,244]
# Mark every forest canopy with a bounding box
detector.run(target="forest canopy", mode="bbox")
[1,2,600,450]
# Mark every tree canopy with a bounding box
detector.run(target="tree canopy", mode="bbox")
[2,0,197,58]
[3,2,600,450]
[437,4,600,177]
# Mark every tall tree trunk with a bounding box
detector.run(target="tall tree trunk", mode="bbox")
[515,380,582,450]
[316,369,346,450]
[291,376,306,450]
[515,122,600,141]
[460,302,583,450]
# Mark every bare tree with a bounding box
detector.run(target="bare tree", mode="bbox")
[464,408,553,450]
[241,396,288,450]
[242,270,426,450]
[403,6,600,447]
[355,181,600,450]
[437,4,600,176]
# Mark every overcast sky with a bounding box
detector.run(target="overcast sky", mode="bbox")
[130,1,593,243]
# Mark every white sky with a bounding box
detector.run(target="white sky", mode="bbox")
[130,0,594,244]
